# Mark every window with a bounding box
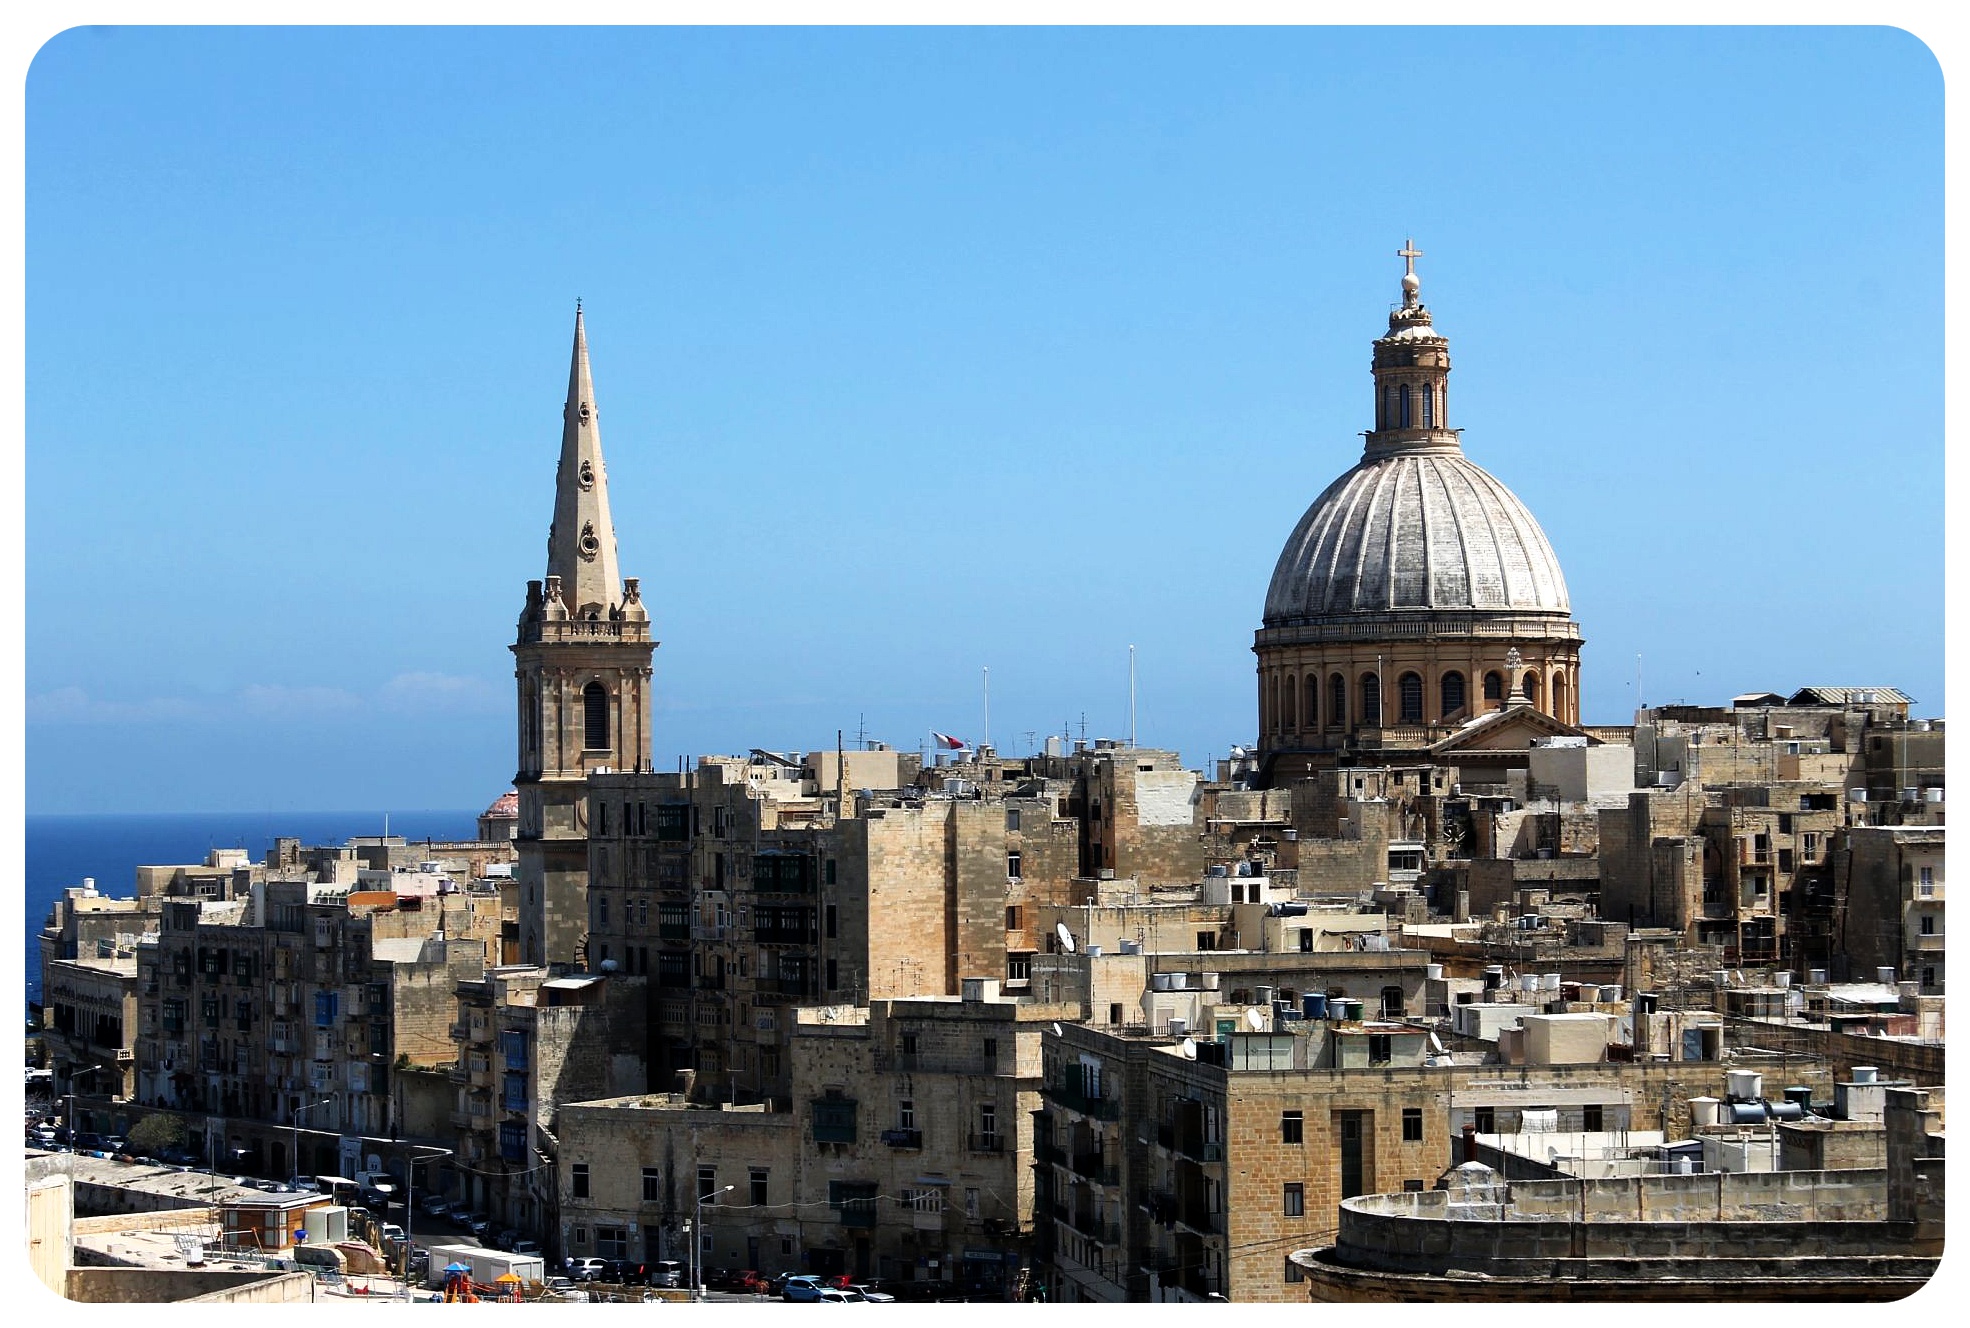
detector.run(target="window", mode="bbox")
[313,991,339,1027]
[698,1166,717,1203]
[1920,914,1935,935]
[824,903,838,939]
[826,958,839,990]
[1402,1179,1426,1193]
[1006,808,1021,832]
[750,1168,769,1206]
[1281,1110,1304,1144]
[902,1033,918,1057]
[1285,1258,1306,1284]
[572,1163,590,1199]
[1922,966,1936,988]
[1196,931,1217,951]
[1422,381,1435,427]
[1368,1034,1392,1065]
[978,1103,998,1147]
[598,895,609,926]
[1007,851,1022,880]
[642,1167,661,1202]
[572,1227,588,1247]
[1381,985,1405,1018]
[583,682,609,750]
[1440,671,1466,717]
[899,1100,915,1130]
[1483,671,1504,702]
[1398,672,1423,724]
[1108,1003,1123,1025]
[1281,674,1297,728]
[1474,1106,1495,1134]
[1007,953,1030,981]
[1283,1182,1305,1217]
[983,1038,998,1061]
[1329,674,1346,727]
[1299,928,1314,953]
[1582,1104,1604,1132]
[1361,673,1381,725]
[596,1227,627,1259]
[1006,905,1022,931]
[965,1188,980,1220]
[1402,1108,1422,1141]
[812,1095,857,1144]
[1522,671,1541,704]
[824,858,837,885]
[1397,383,1412,428]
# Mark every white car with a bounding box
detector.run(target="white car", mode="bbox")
[380,1223,406,1244]
[816,1289,858,1303]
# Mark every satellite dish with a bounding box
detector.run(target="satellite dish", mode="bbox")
[1051,1022,1064,1038]
[1180,1038,1197,1060]
[1244,1007,1266,1030]
[1056,922,1077,953]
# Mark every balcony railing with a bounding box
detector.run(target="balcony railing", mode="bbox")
[1035,1141,1067,1168]
[1048,1082,1121,1121]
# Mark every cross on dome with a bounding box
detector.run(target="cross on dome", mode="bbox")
[1398,238,1423,278]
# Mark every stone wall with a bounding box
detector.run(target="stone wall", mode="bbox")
[64,1267,316,1303]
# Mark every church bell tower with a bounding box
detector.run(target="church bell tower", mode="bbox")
[512,305,655,965]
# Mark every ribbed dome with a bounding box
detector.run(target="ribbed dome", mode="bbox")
[1263,450,1570,626]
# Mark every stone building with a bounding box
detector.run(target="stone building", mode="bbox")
[512,307,656,966]
[1033,1017,1804,1304]
[129,880,499,1179]
[1255,245,1582,781]
[553,980,1065,1294]
[447,965,647,1240]
[38,879,156,1101]
[1836,825,1945,992]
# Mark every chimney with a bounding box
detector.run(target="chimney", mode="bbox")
[1461,1123,1478,1164]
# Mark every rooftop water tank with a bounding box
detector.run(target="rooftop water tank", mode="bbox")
[1689,1097,1722,1128]
[1851,1066,1878,1084]
[1303,993,1328,1021]
[1425,964,1444,981]
[1726,1070,1763,1101]
[1151,973,1173,992]
[1876,967,1895,984]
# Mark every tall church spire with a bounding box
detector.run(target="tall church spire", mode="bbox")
[545,304,625,618]
[1364,238,1458,459]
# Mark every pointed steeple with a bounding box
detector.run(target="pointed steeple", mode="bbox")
[545,303,625,618]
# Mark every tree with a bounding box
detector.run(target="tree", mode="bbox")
[127,1111,187,1157]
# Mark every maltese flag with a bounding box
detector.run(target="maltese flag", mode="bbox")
[931,732,968,750]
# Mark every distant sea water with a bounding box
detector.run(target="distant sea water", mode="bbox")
[23,810,479,1007]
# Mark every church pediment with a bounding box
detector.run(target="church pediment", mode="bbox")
[1430,704,1593,755]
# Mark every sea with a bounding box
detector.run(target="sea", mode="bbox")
[23,810,479,1008]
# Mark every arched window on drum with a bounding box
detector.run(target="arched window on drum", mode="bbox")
[1397,672,1424,725]
[1440,671,1467,720]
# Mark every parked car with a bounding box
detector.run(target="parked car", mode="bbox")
[380,1223,407,1244]
[543,1277,577,1294]
[816,1289,858,1303]
[644,1260,683,1288]
[466,1214,492,1238]
[491,1228,519,1251]
[783,1276,827,1302]
[566,1257,609,1282]
[445,1200,474,1224]
[512,1239,543,1258]
[419,1194,450,1216]
[847,1283,896,1303]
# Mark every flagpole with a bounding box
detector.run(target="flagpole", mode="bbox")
[1128,645,1137,749]
[982,666,990,753]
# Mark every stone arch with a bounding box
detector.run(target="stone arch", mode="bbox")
[1522,671,1543,709]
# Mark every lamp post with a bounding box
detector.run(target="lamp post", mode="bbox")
[400,1143,452,1298]
[693,1184,734,1301]
[291,1097,333,1186]
[65,1063,105,1154]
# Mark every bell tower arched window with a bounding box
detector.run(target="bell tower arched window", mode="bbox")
[1398,384,1412,429]
[583,681,610,751]
[1483,671,1504,704]
[1422,383,1434,428]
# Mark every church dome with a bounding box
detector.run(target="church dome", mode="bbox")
[1263,449,1570,626]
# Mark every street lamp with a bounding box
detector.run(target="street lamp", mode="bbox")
[65,1063,105,1154]
[692,1184,734,1301]
[399,1143,453,1298]
[291,1097,333,1186]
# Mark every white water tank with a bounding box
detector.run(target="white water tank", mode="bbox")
[1151,973,1172,992]
[1425,964,1444,981]
[1808,969,1828,985]
[1852,1066,1878,1084]
[1773,971,1791,988]
[1689,1097,1722,1128]
[1726,1070,1763,1101]
[1876,967,1895,984]
[1201,972,1220,990]
[1169,973,1188,990]
[1084,945,1102,958]
[1540,973,1561,992]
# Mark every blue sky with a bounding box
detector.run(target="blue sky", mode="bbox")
[24,25,1944,814]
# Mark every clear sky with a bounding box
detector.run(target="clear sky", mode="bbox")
[24,25,1944,814]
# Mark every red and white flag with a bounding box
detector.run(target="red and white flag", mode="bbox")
[931,732,967,750]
